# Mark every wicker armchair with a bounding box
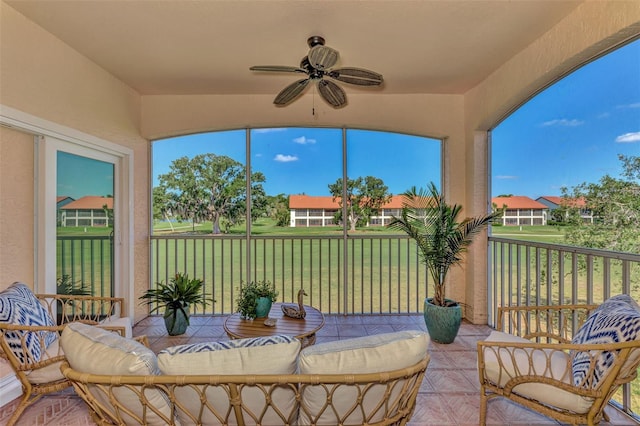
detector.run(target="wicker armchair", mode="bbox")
[0,283,130,426]
[477,302,640,426]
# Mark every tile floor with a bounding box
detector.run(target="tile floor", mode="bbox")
[1,314,638,425]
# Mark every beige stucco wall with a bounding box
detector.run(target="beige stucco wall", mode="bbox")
[460,0,640,323]
[0,2,149,321]
[0,127,35,289]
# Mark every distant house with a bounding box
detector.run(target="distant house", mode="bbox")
[56,196,74,226]
[59,196,113,227]
[492,196,548,226]
[288,195,405,227]
[536,196,594,224]
[57,196,74,208]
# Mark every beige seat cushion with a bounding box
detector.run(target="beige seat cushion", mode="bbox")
[481,330,593,414]
[158,335,301,425]
[25,338,65,384]
[297,330,429,425]
[61,322,175,426]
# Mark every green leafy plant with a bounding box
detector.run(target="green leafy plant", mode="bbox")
[388,182,501,307]
[236,280,278,320]
[139,273,212,333]
[56,274,90,296]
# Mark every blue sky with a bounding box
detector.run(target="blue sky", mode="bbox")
[492,38,640,198]
[57,151,113,199]
[153,129,441,196]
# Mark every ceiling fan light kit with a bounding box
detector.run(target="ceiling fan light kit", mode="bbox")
[250,36,383,109]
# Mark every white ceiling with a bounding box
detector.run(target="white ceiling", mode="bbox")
[5,0,583,97]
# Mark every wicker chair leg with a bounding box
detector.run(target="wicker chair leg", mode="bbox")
[6,391,41,426]
[479,390,488,426]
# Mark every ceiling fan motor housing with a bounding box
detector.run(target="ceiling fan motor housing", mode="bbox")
[307,36,325,47]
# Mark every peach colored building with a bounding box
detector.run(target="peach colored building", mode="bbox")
[492,196,548,226]
[59,196,114,227]
[289,195,405,227]
[536,195,594,224]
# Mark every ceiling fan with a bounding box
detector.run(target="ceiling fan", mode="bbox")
[250,36,384,109]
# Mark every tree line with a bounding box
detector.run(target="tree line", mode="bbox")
[152,154,392,234]
[154,153,639,254]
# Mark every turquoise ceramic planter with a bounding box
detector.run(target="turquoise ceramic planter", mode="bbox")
[255,297,273,318]
[164,306,189,336]
[423,298,462,344]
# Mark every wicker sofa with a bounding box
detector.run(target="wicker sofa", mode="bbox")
[60,322,429,426]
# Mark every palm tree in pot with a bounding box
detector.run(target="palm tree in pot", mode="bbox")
[139,273,212,335]
[388,182,501,343]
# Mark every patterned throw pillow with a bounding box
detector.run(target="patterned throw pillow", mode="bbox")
[159,334,297,358]
[0,282,57,363]
[571,294,640,388]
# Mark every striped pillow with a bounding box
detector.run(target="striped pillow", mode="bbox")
[572,295,640,388]
[0,282,57,363]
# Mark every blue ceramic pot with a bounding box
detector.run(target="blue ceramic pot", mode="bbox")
[255,297,273,318]
[423,298,462,344]
[164,306,189,336]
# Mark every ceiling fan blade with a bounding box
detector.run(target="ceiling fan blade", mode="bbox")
[250,65,307,74]
[317,80,347,108]
[327,67,384,86]
[308,45,339,69]
[274,79,310,106]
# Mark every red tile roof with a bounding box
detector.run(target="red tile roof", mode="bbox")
[289,195,406,209]
[492,196,547,210]
[537,196,587,207]
[60,196,113,210]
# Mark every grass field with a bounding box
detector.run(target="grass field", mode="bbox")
[154,220,568,239]
[490,224,566,243]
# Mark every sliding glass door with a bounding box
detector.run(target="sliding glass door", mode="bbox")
[56,151,115,297]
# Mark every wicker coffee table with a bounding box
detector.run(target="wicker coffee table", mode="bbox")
[224,303,324,348]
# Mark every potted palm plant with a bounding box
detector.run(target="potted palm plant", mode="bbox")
[139,272,212,335]
[388,182,500,343]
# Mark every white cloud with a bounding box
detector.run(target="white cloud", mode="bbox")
[615,132,640,143]
[253,128,287,134]
[495,175,518,180]
[274,154,299,162]
[293,136,316,145]
[616,103,640,109]
[540,118,584,127]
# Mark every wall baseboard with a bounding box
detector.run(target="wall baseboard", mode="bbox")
[0,373,21,407]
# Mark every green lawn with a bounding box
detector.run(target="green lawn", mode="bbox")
[490,225,566,243]
[154,219,568,237]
